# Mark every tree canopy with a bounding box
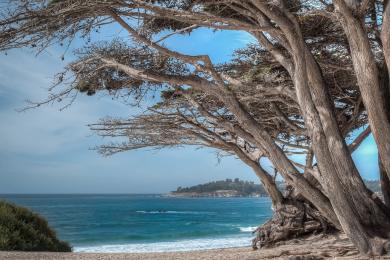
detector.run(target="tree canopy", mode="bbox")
[1,0,390,256]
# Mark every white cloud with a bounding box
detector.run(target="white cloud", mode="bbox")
[0,49,131,156]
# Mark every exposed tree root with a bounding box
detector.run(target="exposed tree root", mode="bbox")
[252,199,335,250]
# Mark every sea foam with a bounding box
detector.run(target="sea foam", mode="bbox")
[74,235,252,253]
[135,210,214,215]
[239,226,257,232]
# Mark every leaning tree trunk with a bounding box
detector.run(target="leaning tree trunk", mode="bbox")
[382,0,390,168]
[251,2,390,254]
[229,143,333,248]
[226,124,338,248]
[301,41,390,256]
[380,156,390,208]
[231,145,284,208]
[382,0,390,92]
[302,44,390,255]
[175,2,342,231]
[334,0,390,184]
[216,88,341,229]
[183,64,340,227]
[377,62,390,209]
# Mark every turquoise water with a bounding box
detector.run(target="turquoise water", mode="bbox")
[0,194,272,252]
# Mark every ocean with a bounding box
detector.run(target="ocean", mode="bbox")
[0,194,273,253]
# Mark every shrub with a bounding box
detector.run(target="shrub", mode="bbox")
[0,200,71,252]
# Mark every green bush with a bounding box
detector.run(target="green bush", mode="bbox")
[0,200,71,252]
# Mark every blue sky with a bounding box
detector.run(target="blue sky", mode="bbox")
[0,27,380,194]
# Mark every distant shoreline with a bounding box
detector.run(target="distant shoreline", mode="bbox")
[0,193,269,197]
[167,192,269,198]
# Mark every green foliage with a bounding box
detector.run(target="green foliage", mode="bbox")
[174,179,284,196]
[0,200,71,252]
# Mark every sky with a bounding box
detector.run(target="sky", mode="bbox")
[0,26,380,194]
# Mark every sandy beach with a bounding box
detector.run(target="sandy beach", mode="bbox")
[3,233,388,260]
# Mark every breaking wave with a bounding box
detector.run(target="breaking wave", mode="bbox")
[74,235,252,253]
[239,226,257,232]
[135,210,214,215]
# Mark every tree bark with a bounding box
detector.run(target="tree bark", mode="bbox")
[232,145,284,208]
[382,0,390,88]
[334,0,390,185]
[250,1,390,254]
[380,156,390,208]
[252,199,332,250]
[301,32,390,257]
[216,88,341,229]
[183,92,286,208]
[229,141,332,249]
[303,46,390,255]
